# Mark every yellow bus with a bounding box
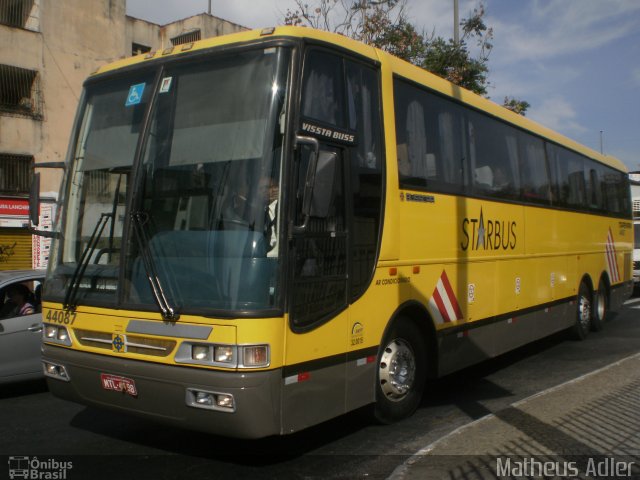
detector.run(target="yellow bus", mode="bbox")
[36,26,633,438]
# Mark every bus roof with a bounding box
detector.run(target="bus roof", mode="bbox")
[94,26,627,173]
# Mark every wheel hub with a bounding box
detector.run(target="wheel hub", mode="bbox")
[379,339,416,402]
[595,290,605,322]
[579,294,591,330]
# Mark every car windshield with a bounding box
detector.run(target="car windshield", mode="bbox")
[46,47,291,315]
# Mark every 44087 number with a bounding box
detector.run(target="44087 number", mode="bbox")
[45,309,77,325]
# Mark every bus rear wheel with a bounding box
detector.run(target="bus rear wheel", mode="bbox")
[374,318,426,424]
[571,282,592,340]
[591,279,608,331]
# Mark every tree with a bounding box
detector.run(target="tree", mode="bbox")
[283,0,424,63]
[421,5,492,96]
[502,96,530,115]
[283,1,529,114]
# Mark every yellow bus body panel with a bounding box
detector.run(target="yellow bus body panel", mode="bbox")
[51,26,633,374]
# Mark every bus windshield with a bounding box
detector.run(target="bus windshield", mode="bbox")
[46,47,291,315]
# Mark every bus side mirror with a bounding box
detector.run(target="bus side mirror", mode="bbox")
[293,136,337,233]
[294,135,319,233]
[29,172,41,227]
[310,150,337,218]
[29,162,64,239]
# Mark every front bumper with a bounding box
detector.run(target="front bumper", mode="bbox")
[43,344,282,439]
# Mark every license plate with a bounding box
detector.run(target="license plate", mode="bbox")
[101,373,138,397]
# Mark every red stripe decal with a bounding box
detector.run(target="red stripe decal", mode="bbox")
[433,288,451,323]
[440,270,463,320]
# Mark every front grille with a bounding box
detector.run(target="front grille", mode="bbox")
[74,329,176,357]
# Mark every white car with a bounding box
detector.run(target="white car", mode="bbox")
[0,270,45,384]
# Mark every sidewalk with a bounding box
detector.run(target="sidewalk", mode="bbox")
[392,353,640,479]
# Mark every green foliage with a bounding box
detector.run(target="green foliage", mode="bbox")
[502,96,531,116]
[282,0,529,113]
[422,37,489,96]
[421,4,493,96]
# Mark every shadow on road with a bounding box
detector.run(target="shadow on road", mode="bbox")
[69,403,374,465]
[0,378,48,399]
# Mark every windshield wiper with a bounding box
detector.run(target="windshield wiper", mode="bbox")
[130,211,180,321]
[64,172,126,310]
[63,212,112,310]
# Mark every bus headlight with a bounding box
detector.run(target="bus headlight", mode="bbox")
[191,344,211,362]
[44,324,59,339]
[186,388,235,412]
[214,345,234,363]
[42,324,72,347]
[42,361,71,381]
[176,343,269,369]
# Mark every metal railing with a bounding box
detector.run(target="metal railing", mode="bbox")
[0,64,42,118]
[0,0,38,31]
[0,154,33,195]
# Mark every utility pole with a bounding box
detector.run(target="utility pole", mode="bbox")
[208,0,212,15]
[453,0,460,44]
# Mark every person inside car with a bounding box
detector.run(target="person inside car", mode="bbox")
[6,284,35,316]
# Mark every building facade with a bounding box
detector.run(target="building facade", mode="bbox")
[0,0,246,270]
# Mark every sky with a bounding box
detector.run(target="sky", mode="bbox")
[126,0,640,171]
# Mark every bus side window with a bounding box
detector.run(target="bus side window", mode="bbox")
[467,111,520,200]
[345,60,384,301]
[565,151,587,207]
[393,78,466,194]
[518,133,551,205]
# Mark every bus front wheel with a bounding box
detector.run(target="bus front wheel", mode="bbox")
[374,318,426,424]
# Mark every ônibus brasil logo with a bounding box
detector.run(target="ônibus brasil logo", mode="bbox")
[8,456,72,479]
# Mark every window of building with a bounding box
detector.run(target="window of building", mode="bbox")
[0,0,37,30]
[0,154,33,195]
[131,43,152,57]
[0,64,42,118]
[170,29,201,46]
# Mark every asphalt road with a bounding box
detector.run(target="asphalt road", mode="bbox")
[1,296,639,480]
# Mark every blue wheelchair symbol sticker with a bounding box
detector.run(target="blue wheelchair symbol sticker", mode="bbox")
[125,83,146,106]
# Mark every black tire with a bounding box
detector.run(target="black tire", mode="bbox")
[374,318,427,424]
[570,282,592,340]
[591,279,608,332]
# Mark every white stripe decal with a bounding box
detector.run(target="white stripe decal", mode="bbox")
[428,296,446,324]
[605,229,620,282]
[436,280,457,322]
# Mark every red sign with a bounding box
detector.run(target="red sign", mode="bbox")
[0,199,29,217]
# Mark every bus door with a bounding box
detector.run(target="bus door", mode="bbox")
[283,49,351,432]
[283,47,385,432]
